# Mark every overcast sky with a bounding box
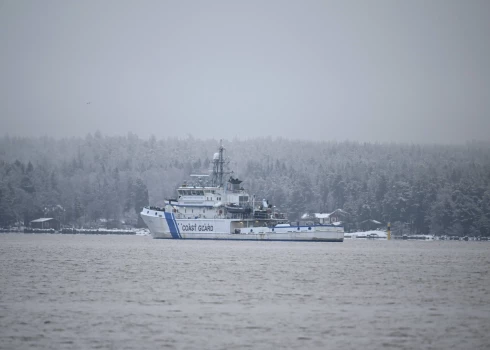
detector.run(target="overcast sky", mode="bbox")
[1,0,489,143]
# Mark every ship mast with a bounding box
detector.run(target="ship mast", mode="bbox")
[212,140,226,187]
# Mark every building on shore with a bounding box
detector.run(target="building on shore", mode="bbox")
[301,209,349,225]
[359,219,383,232]
[30,218,60,231]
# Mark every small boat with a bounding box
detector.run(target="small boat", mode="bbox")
[224,203,251,214]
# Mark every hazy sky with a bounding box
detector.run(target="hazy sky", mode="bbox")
[1,0,489,143]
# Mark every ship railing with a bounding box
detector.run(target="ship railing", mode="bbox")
[148,206,166,212]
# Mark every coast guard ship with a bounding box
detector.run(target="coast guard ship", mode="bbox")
[141,142,344,242]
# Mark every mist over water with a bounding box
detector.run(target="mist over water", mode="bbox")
[1,234,489,349]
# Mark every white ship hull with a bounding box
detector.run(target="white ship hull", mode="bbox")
[141,141,345,243]
[141,210,344,242]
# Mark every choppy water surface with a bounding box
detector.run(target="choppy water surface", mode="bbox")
[0,234,489,350]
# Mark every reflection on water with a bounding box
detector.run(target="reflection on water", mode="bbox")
[0,234,489,350]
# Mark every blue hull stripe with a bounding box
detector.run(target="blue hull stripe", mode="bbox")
[172,214,181,238]
[164,212,181,239]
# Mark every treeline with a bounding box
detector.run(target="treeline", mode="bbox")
[1,133,489,236]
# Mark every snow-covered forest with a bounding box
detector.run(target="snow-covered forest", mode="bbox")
[1,133,489,236]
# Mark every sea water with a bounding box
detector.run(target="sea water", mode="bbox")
[0,234,489,350]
